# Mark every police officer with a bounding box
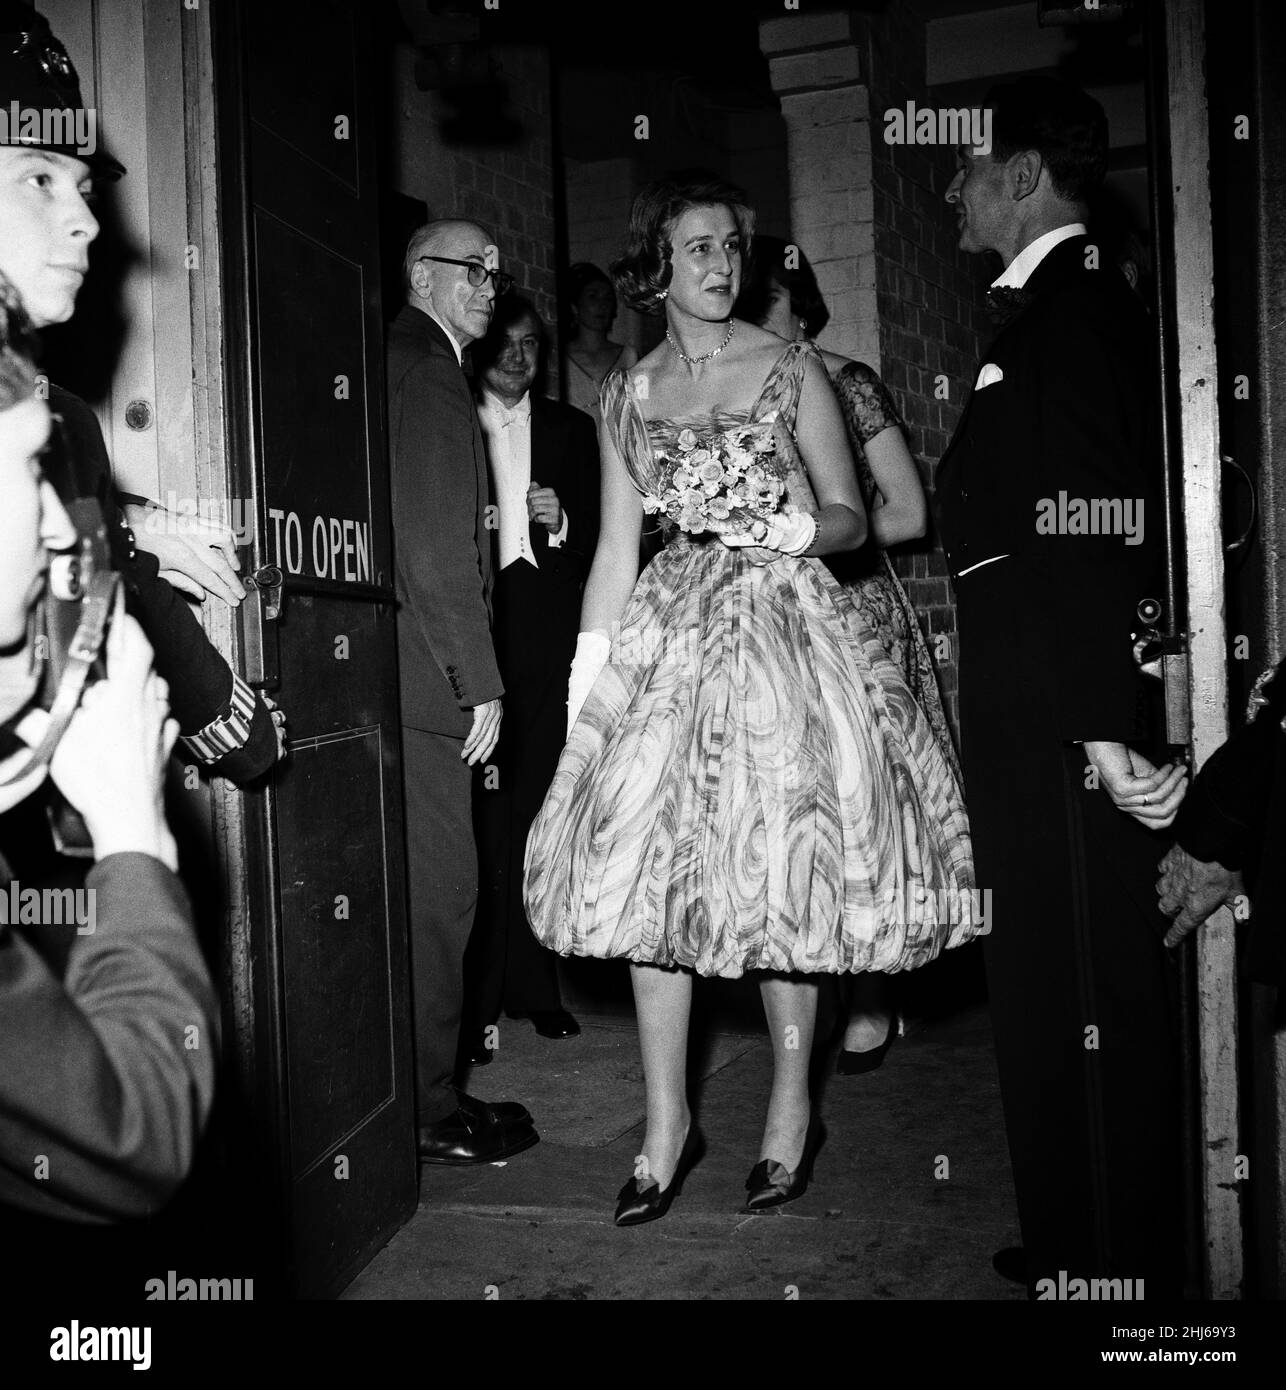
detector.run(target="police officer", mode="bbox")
[0,0,284,787]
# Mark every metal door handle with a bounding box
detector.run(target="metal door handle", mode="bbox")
[243,564,285,688]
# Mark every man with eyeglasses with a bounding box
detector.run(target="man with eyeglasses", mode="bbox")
[388,219,538,1165]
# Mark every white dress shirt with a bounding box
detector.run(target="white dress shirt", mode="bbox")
[991,221,1087,290]
[477,388,569,570]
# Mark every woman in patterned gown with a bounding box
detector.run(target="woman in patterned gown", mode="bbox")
[523,173,982,1225]
[738,236,962,1075]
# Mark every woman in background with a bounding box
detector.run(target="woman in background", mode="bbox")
[738,235,963,1075]
[562,262,638,425]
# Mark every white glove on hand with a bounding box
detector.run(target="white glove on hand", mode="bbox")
[567,631,611,737]
[718,511,817,555]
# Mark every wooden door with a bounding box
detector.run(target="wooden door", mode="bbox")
[214,0,415,1298]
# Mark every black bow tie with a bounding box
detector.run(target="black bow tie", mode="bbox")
[984,285,1035,328]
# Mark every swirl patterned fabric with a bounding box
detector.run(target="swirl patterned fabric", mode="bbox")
[523,341,984,978]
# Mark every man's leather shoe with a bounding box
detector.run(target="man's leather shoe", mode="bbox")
[418,1099,538,1166]
[459,1031,494,1067]
[524,1008,580,1039]
[454,1088,531,1127]
[992,1246,1027,1285]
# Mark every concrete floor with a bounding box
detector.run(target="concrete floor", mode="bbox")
[342,952,1025,1301]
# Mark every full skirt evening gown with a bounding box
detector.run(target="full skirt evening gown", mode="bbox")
[523,341,982,979]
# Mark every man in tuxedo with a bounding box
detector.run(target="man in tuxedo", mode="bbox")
[460,296,600,1064]
[936,77,1188,1297]
[388,220,537,1164]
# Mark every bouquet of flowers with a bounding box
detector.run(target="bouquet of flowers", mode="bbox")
[643,417,788,537]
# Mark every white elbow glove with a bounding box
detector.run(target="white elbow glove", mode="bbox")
[567,631,611,737]
[719,511,817,555]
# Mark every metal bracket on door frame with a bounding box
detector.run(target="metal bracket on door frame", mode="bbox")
[242,564,284,689]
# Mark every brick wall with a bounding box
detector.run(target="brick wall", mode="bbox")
[859,9,993,738]
[389,42,559,381]
[564,155,653,357]
[762,14,882,371]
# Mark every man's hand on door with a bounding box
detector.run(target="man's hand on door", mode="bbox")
[1083,740,1188,829]
[125,501,247,607]
[263,695,289,761]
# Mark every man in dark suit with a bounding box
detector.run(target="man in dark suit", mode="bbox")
[388,219,538,1164]
[1159,657,1286,992]
[936,77,1189,1297]
[460,296,600,1064]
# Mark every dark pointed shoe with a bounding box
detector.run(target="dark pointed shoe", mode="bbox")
[526,1008,580,1039]
[743,1116,823,1212]
[836,1022,895,1076]
[614,1127,704,1227]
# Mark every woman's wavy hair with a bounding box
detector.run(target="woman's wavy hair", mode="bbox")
[735,234,830,340]
[0,270,39,413]
[611,170,756,315]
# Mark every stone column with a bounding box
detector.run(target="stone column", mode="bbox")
[759,11,879,370]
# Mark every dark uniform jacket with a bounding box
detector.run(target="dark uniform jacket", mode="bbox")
[387,306,502,737]
[44,384,278,784]
[0,851,217,1223]
[1174,658,1286,988]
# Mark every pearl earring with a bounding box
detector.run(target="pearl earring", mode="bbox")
[657,289,669,301]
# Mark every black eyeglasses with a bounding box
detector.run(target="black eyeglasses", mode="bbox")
[417,256,513,296]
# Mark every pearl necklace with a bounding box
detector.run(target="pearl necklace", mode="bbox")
[667,318,735,364]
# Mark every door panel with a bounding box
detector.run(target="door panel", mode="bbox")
[277,729,399,1176]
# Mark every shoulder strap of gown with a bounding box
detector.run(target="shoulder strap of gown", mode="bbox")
[751,339,820,432]
[599,368,654,493]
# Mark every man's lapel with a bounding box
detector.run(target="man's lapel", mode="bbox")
[398,302,454,359]
[939,236,1090,476]
[1016,233,1089,303]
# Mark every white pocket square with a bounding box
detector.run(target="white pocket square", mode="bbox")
[975,362,1004,390]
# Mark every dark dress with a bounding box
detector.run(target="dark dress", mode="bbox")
[825,359,960,780]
